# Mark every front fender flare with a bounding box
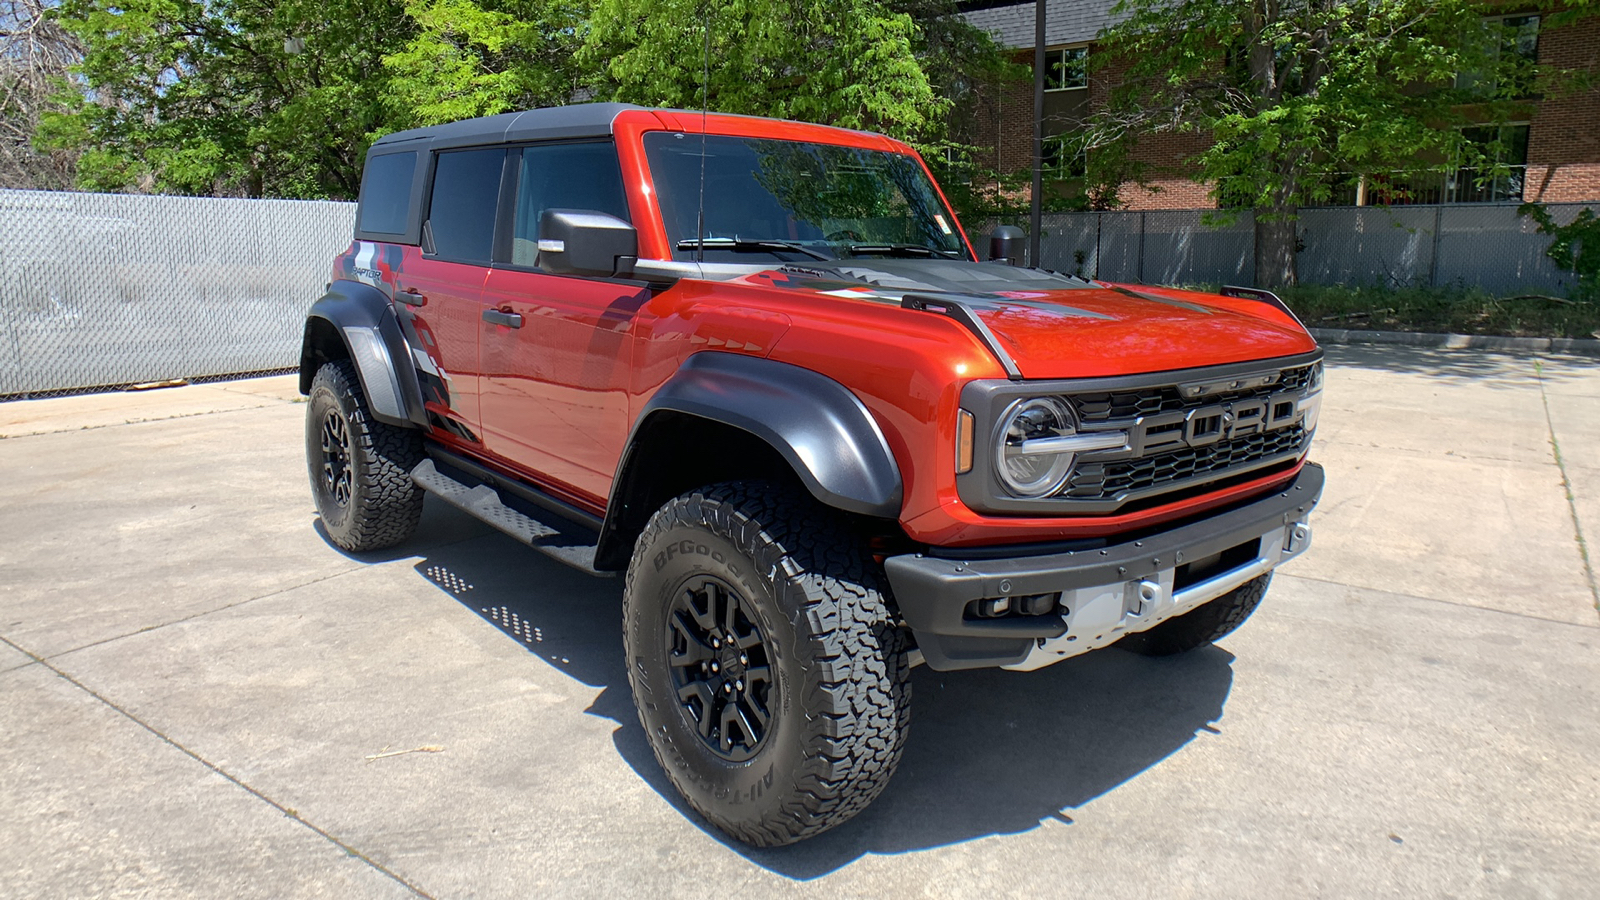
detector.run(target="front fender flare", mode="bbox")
[636,352,903,518]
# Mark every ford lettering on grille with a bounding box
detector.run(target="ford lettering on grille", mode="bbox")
[1128,391,1304,456]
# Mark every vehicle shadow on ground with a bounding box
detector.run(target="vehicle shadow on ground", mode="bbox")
[398,509,1236,880]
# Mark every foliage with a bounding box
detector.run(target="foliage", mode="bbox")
[1520,203,1600,302]
[382,0,592,126]
[1084,0,1596,287]
[1272,281,1599,339]
[39,0,417,198]
[582,0,946,146]
[35,0,1008,200]
[1,0,81,189]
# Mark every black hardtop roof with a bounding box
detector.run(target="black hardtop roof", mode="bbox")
[369,103,648,154]
[366,103,892,158]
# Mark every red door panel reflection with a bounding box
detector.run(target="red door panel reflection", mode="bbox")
[478,268,649,506]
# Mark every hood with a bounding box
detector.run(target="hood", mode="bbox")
[744,260,1318,379]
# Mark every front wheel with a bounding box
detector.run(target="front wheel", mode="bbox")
[305,360,424,552]
[1118,573,1272,656]
[623,482,912,847]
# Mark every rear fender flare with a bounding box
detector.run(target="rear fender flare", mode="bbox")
[299,281,427,428]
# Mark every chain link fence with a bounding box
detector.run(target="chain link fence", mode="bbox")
[4,191,1593,397]
[1024,203,1592,295]
[0,189,356,398]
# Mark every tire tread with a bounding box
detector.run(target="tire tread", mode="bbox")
[624,481,911,846]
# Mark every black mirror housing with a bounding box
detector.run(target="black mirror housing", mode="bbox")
[537,209,638,278]
[987,225,1027,266]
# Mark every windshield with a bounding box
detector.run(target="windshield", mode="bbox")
[643,132,971,263]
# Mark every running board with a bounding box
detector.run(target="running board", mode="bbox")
[410,459,611,577]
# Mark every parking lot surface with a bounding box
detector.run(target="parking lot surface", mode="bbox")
[2,345,1598,899]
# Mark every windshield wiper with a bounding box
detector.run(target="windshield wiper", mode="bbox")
[844,243,962,260]
[675,237,832,261]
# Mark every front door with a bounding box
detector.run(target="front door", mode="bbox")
[478,141,644,507]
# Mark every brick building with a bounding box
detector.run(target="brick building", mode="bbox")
[959,0,1600,209]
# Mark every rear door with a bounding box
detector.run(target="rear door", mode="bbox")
[478,141,646,506]
[394,146,507,444]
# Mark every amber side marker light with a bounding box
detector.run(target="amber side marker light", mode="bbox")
[956,410,975,474]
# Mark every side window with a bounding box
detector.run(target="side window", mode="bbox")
[427,148,505,262]
[512,142,630,267]
[358,152,416,236]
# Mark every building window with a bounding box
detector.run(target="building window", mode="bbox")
[1044,47,1088,92]
[1451,123,1530,203]
[1456,14,1539,96]
[1042,134,1086,179]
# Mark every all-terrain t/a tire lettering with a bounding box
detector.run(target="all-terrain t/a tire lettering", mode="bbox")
[305,360,424,552]
[623,482,912,847]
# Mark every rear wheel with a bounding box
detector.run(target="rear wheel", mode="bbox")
[1118,573,1272,656]
[305,360,424,552]
[623,482,912,847]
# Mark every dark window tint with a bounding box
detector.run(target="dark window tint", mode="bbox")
[428,148,505,262]
[358,152,416,235]
[512,143,630,266]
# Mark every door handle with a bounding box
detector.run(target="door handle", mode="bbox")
[483,309,523,328]
[394,288,425,307]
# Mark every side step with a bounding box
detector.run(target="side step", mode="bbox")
[410,459,612,577]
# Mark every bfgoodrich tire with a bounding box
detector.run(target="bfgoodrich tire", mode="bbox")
[623,482,912,847]
[305,360,424,552]
[1117,573,1272,657]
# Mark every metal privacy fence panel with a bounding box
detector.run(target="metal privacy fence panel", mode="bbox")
[1434,204,1577,295]
[0,190,356,396]
[1033,203,1591,294]
[1140,210,1254,286]
[1299,206,1439,287]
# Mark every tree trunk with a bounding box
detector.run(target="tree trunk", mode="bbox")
[1254,212,1298,289]
[1255,168,1300,289]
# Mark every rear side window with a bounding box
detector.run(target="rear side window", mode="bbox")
[358,152,416,236]
[427,148,506,262]
[512,142,630,266]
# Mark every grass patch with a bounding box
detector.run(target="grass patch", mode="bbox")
[1272,284,1600,339]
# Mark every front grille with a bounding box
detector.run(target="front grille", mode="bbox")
[1072,364,1315,424]
[1064,424,1308,501]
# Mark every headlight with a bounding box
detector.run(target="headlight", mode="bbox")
[996,397,1079,497]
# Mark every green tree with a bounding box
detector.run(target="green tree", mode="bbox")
[382,0,592,126]
[41,0,415,197]
[581,0,946,146]
[1085,0,1596,287]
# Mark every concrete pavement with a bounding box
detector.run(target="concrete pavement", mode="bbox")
[2,347,1597,899]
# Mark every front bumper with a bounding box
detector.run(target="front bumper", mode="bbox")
[884,462,1324,671]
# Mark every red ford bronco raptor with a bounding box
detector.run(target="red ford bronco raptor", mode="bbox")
[300,103,1324,847]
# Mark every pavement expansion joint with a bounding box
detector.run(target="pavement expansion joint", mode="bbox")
[0,633,436,900]
[0,402,285,440]
[1276,571,1600,630]
[1534,359,1600,620]
[43,529,501,663]
[0,659,39,677]
[44,564,371,662]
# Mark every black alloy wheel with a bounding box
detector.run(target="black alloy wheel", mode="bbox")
[666,575,776,762]
[319,409,354,509]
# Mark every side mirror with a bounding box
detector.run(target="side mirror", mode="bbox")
[988,225,1027,266]
[537,209,638,279]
